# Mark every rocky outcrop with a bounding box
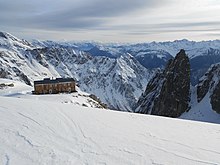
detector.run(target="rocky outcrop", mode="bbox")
[136,49,191,117]
[197,63,220,114]
[12,67,32,86]
[197,64,219,102]
[0,68,9,78]
[0,32,7,39]
[211,81,220,113]
[135,70,164,114]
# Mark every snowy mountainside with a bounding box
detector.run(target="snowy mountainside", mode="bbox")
[37,40,173,69]
[0,31,62,84]
[0,47,60,85]
[180,85,220,124]
[177,63,220,123]
[1,95,220,164]
[196,63,220,114]
[0,32,153,111]
[0,32,33,51]
[77,54,153,111]
[197,63,220,102]
[26,47,153,111]
[180,62,220,123]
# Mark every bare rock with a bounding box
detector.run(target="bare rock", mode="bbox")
[136,49,191,117]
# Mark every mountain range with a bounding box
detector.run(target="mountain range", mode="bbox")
[33,37,220,85]
[0,32,152,111]
[1,31,220,122]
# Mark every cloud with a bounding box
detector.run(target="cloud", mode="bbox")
[106,21,220,35]
[0,0,165,30]
[0,0,220,42]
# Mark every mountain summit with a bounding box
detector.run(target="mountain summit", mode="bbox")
[136,49,191,117]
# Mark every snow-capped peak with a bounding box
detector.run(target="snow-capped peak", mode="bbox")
[0,31,33,51]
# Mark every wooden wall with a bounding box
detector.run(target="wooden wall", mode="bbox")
[34,81,76,94]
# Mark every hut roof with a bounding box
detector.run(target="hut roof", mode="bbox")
[34,78,75,85]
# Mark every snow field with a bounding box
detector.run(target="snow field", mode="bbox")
[0,96,220,165]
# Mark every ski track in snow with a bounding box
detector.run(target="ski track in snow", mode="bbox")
[63,110,107,157]
[4,154,9,165]
[133,131,219,165]
[16,131,35,147]
[17,112,41,126]
[142,143,218,165]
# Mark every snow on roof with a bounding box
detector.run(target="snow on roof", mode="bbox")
[34,78,75,85]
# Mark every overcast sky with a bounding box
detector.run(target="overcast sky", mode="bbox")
[0,0,220,42]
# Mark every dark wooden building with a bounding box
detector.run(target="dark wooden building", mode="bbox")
[33,78,76,94]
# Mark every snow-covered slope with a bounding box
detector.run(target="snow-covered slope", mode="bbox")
[0,78,106,109]
[180,63,220,123]
[1,95,220,165]
[180,86,220,124]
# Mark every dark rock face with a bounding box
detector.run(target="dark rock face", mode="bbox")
[0,32,7,39]
[211,81,220,114]
[135,70,165,114]
[197,65,218,102]
[0,68,9,78]
[12,67,32,86]
[136,49,191,117]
